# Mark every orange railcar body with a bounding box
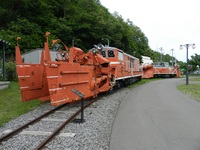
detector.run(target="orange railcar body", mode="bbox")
[142,64,154,78]
[100,47,142,85]
[142,62,181,78]
[153,65,181,78]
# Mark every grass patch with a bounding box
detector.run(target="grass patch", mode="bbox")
[0,82,43,127]
[177,84,200,102]
[189,77,200,82]
[129,78,161,88]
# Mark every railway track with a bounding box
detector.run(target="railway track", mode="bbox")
[0,87,130,149]
[0,98,98,149]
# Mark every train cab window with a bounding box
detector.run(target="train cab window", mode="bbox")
[101,51,106,57]
[118,51,123,60]
[164,62,169,67]
[108,50,115,57]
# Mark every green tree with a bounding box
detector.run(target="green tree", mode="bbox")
[5,61,17,81]
[178,61,186,74]
[0,0,180,64]
[189,54,200,71]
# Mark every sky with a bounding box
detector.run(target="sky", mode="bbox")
[100,0,200,62]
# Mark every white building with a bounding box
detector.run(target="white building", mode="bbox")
[141,55,153,65]
[22,48,57,64]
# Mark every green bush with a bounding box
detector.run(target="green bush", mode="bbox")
[0,61,2,80]
[5,61,17,81]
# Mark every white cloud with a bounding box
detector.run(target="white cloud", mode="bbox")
[100,0,200,62]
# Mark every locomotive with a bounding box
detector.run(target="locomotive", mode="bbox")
[15,32,142,106]
[142,62,181,78]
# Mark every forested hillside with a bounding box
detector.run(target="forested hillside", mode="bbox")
[0,0,171,62]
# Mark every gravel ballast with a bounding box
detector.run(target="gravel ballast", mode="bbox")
[0,87,131,150]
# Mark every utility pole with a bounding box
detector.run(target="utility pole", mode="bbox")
[0,39,10,81]
[72,39,75,47]
[171,49,174,67]
[159,47,164,62]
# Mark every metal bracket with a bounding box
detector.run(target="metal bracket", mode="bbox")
[72,89,84,98]
[71,89,85,123]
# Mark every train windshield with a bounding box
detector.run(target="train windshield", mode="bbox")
[101,51,106,57]
[154,62,169,67]
[101,49,115,58]
[108,50,115,57]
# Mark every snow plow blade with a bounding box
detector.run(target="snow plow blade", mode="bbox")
[15,45,50,102]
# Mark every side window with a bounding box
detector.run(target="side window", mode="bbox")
[101,51,106,57]
[118,51,123,60]
[108,50,115,57]
[130,58,134,68]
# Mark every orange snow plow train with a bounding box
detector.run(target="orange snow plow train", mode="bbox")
[142,62,181,78]
[18,33,180,106]
[16,32,113,106]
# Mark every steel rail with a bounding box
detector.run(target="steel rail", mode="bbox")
[35,98,98,150]
[0,104,66,143]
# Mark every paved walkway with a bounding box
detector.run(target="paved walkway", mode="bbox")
[110,78,200,150]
